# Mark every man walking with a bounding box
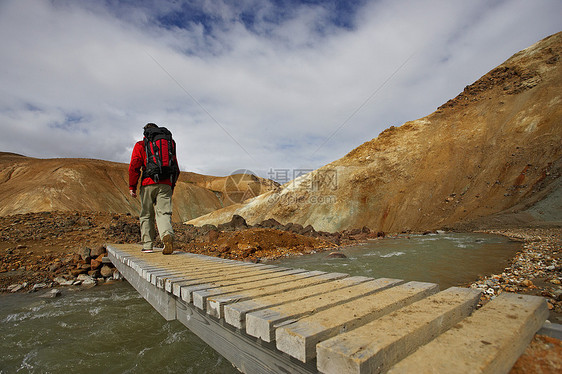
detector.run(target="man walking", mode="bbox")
[129,123,180,254]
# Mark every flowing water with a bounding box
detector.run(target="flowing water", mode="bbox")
[0,283,238,374]
[271,232,521,289]
[1,233,520,373]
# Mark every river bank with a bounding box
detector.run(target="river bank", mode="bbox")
[470,228,562,323]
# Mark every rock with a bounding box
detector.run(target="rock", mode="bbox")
[90,259,102,270]
[8,284,21,292]
[54,277,74,286]
[207,229,220,242]
[348,228,362,236]
[90,245,106,257]
[285,223,304,233]
[300,225,317,236]
[522,279,534,287]
[88,269,101,278]
[101,256,112,264]
[77,274,96,285]
[100,265,113,278]
[218,243,230,253]
[326,252,347,259]
[40,289,62,298]
[79,247,92,262]
[70,267,87,277]
[49,261,62,272]
[260,218,282,229]
[230,215,249,230]
[199,224,218,235]
[32,283,48,291]
[112,270,123,280]
[550,279,561,285]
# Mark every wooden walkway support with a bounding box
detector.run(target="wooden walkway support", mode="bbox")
[107,244,549,374]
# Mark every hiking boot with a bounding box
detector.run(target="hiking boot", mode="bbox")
[162,235,174,255]
[141,248,154,253]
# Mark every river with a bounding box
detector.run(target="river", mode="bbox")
[1,233,520,373]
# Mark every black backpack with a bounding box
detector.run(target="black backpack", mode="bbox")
[142,127,179,185]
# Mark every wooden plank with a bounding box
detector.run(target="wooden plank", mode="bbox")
[245,278,403,342]
[203,270,326,318]
[207,271,349,319]
[158,264,291,292]
[161,262,274,291]
[276,281,439,362]
[192,269,313,310]
[178,268,306,304]
[152,264,281,289]
[387,293,549,374]
[316,287,481,374]
[223,274,360,330]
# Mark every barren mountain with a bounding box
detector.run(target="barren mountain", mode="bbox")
[188,31,562,232]
[0,152,274,223]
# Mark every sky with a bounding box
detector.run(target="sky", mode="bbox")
[1,0,561,181]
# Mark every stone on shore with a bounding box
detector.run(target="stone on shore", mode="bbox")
[40,289,62,298]
[100,265,113,278]
[77,274,96,285]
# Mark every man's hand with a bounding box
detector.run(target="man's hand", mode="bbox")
[129,190,137,198]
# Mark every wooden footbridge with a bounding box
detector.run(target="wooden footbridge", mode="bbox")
[107,244,549,374]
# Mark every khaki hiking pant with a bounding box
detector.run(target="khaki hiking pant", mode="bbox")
[139,184,174,250]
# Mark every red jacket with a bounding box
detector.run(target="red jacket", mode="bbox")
[129,140,175,192]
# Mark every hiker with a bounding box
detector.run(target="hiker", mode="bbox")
[129,123,180,254]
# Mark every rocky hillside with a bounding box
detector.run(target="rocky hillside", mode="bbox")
[188,31,562,232]
[0,152,274,223]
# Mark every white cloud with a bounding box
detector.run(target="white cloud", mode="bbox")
[0,0,560,179]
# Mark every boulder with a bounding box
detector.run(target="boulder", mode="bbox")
[100,265,113,278]
[70,267,88,277]
[207,229,220,242]
[32,283,48,291]
[54,277,74,286]
[300,225,317,236]
[230,215,249,229]
[199,224,218,235]
[91,245,106,257]
[77,274,96,285]
[90,259,102,270]
[79,247,92,262]
[259,218,282,229]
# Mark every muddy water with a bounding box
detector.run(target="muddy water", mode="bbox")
[271,232,521,289]
[1,233,519,373]
[0,283,238,374]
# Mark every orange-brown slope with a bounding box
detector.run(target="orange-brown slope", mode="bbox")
[188,31,562,232]
[0,153,273,222]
